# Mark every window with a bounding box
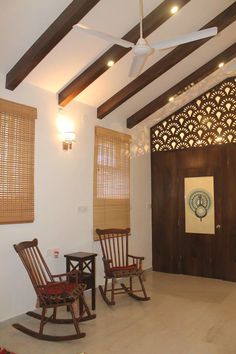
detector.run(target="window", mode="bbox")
[0,98,37,224]
[93,126,131,239]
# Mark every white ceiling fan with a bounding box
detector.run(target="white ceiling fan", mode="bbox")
[74,0,218,77]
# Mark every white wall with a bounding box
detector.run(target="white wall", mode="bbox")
[130,154,152,267]
[0,74,152,321]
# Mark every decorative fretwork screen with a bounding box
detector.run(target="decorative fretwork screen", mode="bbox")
[151,77,236,152]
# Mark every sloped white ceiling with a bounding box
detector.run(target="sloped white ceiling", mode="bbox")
[0,0,235,129]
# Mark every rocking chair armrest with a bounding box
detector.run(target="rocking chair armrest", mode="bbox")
[128,254,144,270]
[102,257,112,265]
[128,254,145,261]
[102,258,113,275]
[52,270,81,283]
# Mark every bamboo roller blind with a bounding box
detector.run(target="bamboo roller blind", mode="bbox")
[93,126,131,240]
[0,98,37,224]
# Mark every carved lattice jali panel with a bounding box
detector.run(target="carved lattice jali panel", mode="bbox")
[151,77,236,152]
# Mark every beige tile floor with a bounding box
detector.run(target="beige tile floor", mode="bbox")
[1,271,236,354]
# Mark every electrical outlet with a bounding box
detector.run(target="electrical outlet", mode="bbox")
[53,248,60,258]
[47,248,60,258]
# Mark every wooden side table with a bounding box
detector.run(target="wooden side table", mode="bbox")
[64,252,97,311]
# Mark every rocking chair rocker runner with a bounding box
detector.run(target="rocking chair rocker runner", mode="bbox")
[13,239,96,341]
[96,228,150,305]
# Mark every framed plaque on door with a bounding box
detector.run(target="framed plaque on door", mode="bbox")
[184,176,215,235]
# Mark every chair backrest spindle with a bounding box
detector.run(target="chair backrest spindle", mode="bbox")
[14,239,53,300]
[96,228,130,268]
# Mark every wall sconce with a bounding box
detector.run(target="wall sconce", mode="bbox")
[57,107,76,150]
[62,131,76,150]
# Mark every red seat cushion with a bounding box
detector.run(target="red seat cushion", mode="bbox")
[111,264,137,272]
[40,282,76,296]
[0,349,15,354]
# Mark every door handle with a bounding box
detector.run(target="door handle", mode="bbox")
[216,224,221,229]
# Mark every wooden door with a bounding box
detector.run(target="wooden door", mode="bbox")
[221,144,236,281]
[151,144,236,281]
[177,147,223,279]
[151,149,181,274]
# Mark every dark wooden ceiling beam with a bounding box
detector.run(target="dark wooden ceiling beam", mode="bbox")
[127,42,236,128]
[58,0,190,106]
[5,0,100,90]
[98,3,236,119]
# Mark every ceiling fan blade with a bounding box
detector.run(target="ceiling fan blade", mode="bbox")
[74,24,134,48]
[152,27,218,50]
[129,54,148,77]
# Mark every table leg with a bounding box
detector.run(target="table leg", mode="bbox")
[92,257,96,310]
[79,261,84,316]
[66,258,70,312]
[92,287,96,310]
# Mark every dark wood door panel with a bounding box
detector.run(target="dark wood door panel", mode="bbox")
[151,151,180,273]
[222,144,236,281]
[177,147,223,279]
[151,143,236,281]
[181,236,214,277]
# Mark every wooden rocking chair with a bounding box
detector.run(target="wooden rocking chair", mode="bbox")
[13,239,96,341]
[96,228,150,305]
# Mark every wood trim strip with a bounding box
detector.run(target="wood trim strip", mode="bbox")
[97,3,236,119]
[5,0,100,90]
[58,0,190,107]
[127,42,236,128]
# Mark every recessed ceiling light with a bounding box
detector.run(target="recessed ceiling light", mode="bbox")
[107,60,114,67]
[169,96,174,102]
[170,6,179,14]
[218,62,224,68]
